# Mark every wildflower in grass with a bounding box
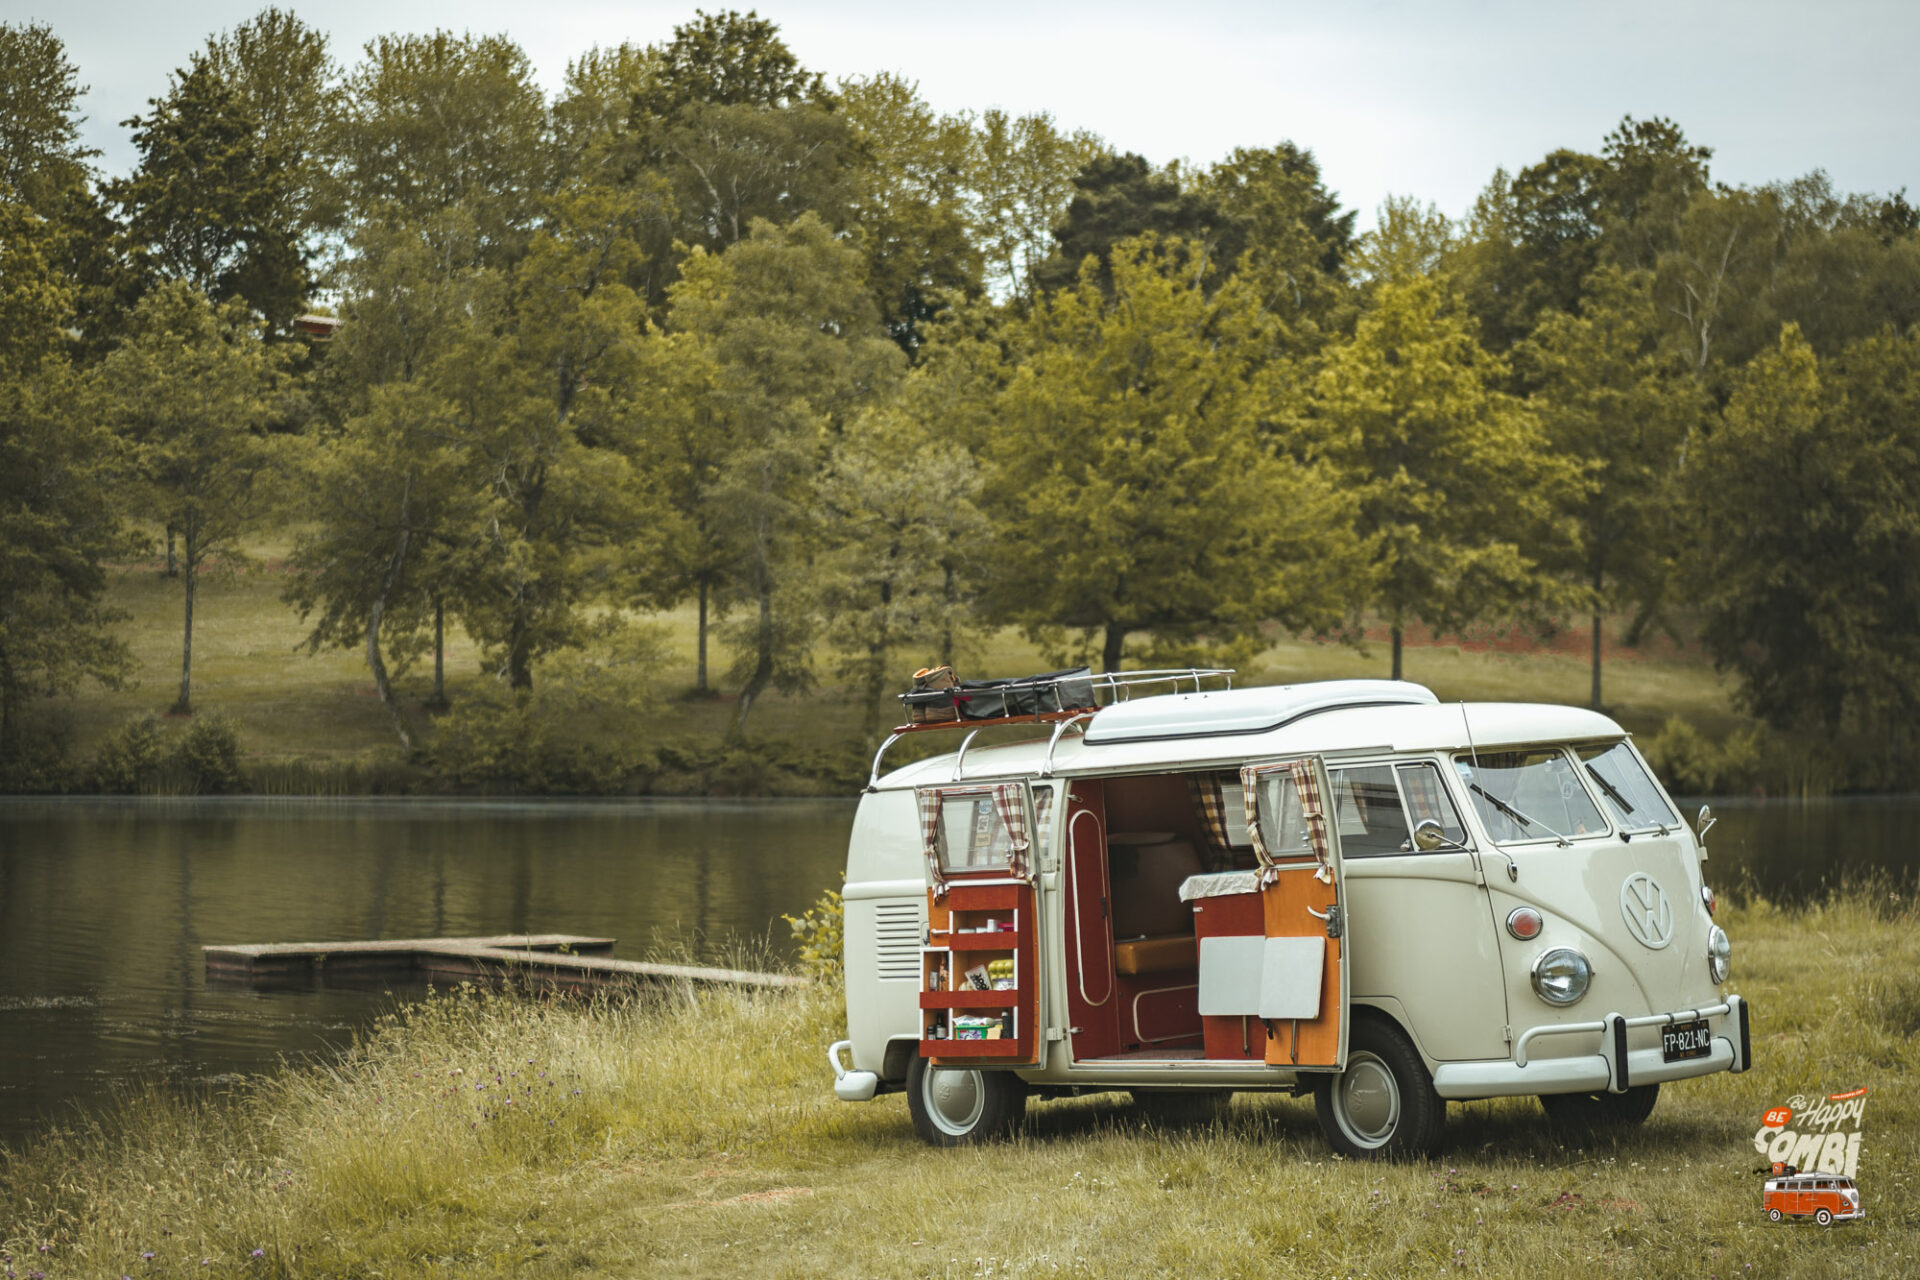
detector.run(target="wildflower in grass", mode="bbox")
[251,1250,265,1259]
[142,1253,156,1261]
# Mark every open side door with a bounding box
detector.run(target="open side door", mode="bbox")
[1242,756,1349,1071]
[913,782,1048,1067]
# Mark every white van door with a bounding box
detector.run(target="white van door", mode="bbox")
[1241,756,1349,1072]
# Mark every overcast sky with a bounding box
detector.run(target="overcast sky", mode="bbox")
[16,0,1918,227]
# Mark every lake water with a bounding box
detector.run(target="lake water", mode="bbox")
[0,793,1914,1147]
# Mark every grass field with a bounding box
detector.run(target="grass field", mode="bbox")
[48,544,1749,791]
[2,885,1913,1278]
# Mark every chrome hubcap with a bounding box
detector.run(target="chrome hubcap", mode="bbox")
[1335,1052,1401,1147]
[924,1066,985,1135]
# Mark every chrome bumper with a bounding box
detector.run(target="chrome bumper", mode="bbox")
[1433,995,1750,1100]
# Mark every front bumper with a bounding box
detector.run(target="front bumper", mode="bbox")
[1433,995,1751,1100]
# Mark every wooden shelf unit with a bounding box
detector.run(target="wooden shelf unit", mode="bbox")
[919,881,1039,1065]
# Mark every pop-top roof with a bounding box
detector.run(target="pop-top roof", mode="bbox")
[1080,679,1440,745]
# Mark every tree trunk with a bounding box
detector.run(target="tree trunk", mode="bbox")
[165,525,177,577]
[427,596,447,710]
[1590,611,1604,711]
[940,564,956,668]
[173,533,196,714]
[696,580,709,695]
[728,586,775,743]
[366,524,413,750]
[1101,623,1127,675]
[1391,625,1404,682]
[507,621,533,691]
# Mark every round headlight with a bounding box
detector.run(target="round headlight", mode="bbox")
[1531,947,1593,1006]
[1707,925,1731,984]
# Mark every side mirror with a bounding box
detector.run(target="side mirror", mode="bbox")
[1696,804,1716,841]
[1413,819,1451,852]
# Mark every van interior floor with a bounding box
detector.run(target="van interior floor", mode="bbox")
[1078,1049,1206,1063]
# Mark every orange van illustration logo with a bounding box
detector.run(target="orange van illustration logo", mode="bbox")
[1753,1088,1868,1225]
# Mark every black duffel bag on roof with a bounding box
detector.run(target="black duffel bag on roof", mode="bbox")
[955,667,1097,720]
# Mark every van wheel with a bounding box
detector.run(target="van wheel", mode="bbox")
[1313,1017,1444,1159]
[1816,1208,1832,1226]
[1539,1084,1660,1135]
[1768,1208,1783,1222]
[1131,1089,1232,1127]
[907,1056,1026,1146]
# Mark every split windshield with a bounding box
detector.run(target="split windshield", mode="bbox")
[1577,741,1679,833]
[1453,748,1605,844]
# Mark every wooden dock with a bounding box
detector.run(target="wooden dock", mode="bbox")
[203,934,805,995]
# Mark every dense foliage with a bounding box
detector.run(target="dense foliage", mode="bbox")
[3,8,1919,789]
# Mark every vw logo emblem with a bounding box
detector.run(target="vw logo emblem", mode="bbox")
[1620,873,1674,949]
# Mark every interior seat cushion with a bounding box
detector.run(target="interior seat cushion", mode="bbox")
[1113,933,1198,976]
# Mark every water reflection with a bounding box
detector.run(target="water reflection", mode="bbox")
[0,797,853,1145]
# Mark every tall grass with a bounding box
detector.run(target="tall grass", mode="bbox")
[5,889,1917,1278]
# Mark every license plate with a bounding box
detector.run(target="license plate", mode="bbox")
[1662,1018,1711,1062]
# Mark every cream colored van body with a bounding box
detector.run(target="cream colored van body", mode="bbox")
[829,680,1752,1156]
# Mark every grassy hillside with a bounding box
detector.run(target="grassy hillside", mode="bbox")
[1,887,1912,1277]
[45,544,1747,790]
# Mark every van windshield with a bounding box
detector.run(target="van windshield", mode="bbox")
[1577,741,1679,833]
[1454,749,1605,844]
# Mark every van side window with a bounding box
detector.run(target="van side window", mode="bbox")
[1397,763,1469,849]
[938,798,1012,870]
[1327,763,1470,857]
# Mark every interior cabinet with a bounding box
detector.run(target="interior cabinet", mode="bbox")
[919,882,1039,1064]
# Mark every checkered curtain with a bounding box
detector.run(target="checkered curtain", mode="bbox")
[1240,759,1334,886]
[915,787,948,901]
[991,783,1031,879]
[1188,773,1235,869]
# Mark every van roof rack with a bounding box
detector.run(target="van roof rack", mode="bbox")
[868,667,1235,788]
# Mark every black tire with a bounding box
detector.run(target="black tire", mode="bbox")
[1816,1208,1832,1226]
[1539,1084,1660,1136]
[906,1056,1027,1146]
[1769,1208,1783,1222]
[1313,1016,1445,1159]
[1130,1089,1232,1127]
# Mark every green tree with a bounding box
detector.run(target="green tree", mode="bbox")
[110,61,308,330]
[1032,152,1216,295]
[335,32,550,266]
[0,209,131,764]
[1518,267,1702,706]
[984,236,1363,673]
[967,108,1106,303]
[1313,272,1578,679]
[628,8,853,297]
[1689,324,1920,742]
[195,7,342,253]
[98,282,292,713]
[664,213,903,737]
[1456,149,1609,353]
[1203,142,1356,342]
[838,73,981,356]
[0,20,97,214]
[817,385,987,742]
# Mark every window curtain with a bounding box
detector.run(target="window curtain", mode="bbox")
[1187,772,1235,869]
[1240,759,1333,886]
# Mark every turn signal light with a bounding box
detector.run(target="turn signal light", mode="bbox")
[1702,885,1717,916]
[1506,906,1544,940]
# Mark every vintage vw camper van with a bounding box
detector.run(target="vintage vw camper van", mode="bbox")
[825,674,1752,1158]
[1763,1171,1863,1224]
